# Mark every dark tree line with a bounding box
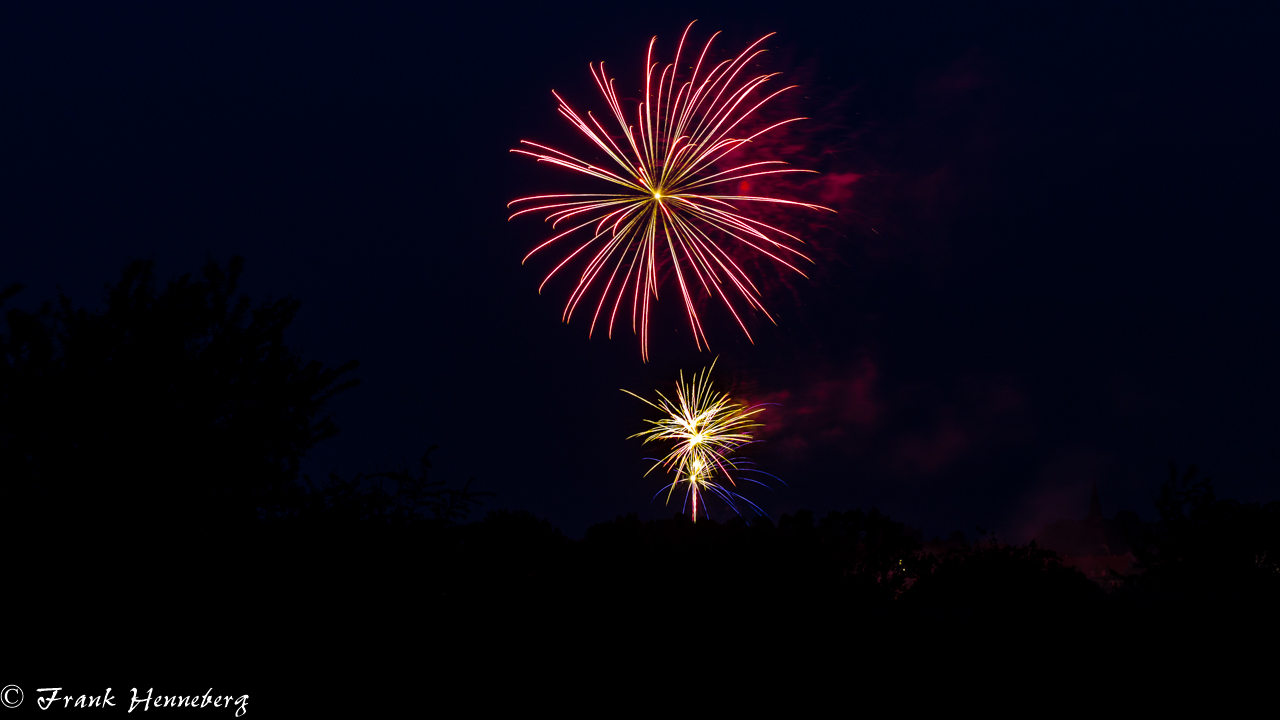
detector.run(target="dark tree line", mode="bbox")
[1122,463,1280,613]
[5,259,1278,653]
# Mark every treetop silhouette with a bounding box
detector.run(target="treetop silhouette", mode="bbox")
[0,257,358,547]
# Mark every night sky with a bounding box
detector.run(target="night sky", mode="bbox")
[1,1,1275,539]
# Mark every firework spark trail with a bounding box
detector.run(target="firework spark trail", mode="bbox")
[510,21,835,360]
[623,359,775,521]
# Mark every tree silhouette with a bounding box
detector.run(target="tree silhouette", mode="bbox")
[0,257,358,553]
[299,444,491,528]
[1124,463,1280,613]
[901,536,1106,634]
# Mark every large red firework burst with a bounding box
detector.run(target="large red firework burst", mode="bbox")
[509,22,833,360]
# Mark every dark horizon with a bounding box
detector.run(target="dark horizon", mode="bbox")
[2,1,1276,540]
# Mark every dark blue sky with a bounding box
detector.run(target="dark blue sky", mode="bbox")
[1,1,1275,538]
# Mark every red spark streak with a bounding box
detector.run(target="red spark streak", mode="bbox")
[509,22,834,360]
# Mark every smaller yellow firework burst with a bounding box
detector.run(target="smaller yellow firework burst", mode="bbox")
[623,358,773,521]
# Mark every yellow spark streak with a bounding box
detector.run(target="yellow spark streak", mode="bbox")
[622,358,765,521]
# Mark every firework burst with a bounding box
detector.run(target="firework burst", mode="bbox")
[623,359,775,521]
[510,21,834,360]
